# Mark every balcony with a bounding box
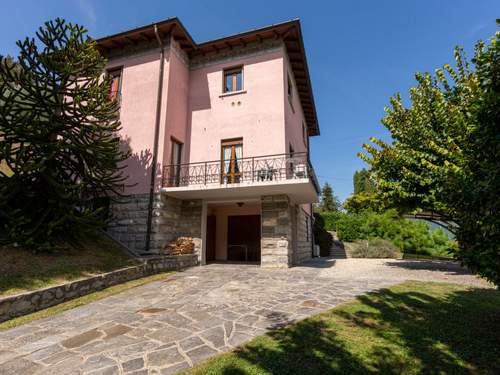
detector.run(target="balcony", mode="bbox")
[161,152,320,203]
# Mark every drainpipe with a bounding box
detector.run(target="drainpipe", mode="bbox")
[145,24,166,253]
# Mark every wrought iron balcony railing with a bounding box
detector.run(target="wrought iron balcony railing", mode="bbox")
[162,152,319,192]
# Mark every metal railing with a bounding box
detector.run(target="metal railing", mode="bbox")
[162,152,319,192]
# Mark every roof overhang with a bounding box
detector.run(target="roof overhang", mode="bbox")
[95,18,319,136]
[95,17,196,54]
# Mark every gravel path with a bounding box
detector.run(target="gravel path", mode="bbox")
[302,258,489,288]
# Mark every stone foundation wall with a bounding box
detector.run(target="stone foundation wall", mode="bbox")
[108,194,202,258]
[177,200,203,261]
[0,254,198,323]
[294,207,313,264]
[107,193,157,254]
[149,194,183,254]
[261,195,293,268]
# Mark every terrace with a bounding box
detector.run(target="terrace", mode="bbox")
[161,152,319,203]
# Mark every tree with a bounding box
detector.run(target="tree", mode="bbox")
[353,168,376,194]
[0,19,128,250]
[359,24,500,285]
[320,182,341,212]
[343,192,385,214]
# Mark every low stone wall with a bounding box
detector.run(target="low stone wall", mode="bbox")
[0,254,198,323]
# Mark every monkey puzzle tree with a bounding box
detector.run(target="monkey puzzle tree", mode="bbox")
[0,19,128,250]
[360,24,500,285]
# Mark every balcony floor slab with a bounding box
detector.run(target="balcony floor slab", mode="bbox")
[160,178,318,203]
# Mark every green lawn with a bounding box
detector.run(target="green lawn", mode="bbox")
[183,281,500,375]
[0,233,137,297]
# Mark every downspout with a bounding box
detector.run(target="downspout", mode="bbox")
[145,24,166,253]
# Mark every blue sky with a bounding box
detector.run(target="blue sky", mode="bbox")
[1,0,498,200]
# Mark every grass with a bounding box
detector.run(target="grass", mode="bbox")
[182,281,500,375]
[0,271,174,331]
[0,233,138,297]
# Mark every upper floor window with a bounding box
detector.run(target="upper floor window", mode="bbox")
[302,121,308,146]
[169,138,183,187]
[287,74,293,99]
[223,67,243,93]
[107,68,122,101]
[221,138,243,184]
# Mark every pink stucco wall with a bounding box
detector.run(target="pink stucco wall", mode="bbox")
[284,57,308,156]
[108,48,170,195]
[110,43,313,205]
[162,41,190,167]
[188,49,286,163]
[283,57,311,215]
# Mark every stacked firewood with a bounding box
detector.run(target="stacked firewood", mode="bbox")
[165,237,195,256]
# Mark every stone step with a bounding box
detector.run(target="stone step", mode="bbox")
[329,244,349,259]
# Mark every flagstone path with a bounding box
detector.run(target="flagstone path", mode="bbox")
[0,258,485,374]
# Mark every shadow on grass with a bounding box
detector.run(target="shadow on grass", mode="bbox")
[385,259,471,274]
[212,283,500,375]
[0,234,135,296]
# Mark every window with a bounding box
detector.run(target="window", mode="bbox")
[223,67,243,93]
[287,74,293,99]
[221,139,243,184]
[302,121,308,146]
[289,144,295,175]
[107,68,122,101]
[170,139,183,186]
[287,73,295,112]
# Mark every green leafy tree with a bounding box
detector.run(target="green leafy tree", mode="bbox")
[353,168,376,194]
[360,23,500,285]
[0,19,128,250]
[344,192,385,213]
[320,182,341,212]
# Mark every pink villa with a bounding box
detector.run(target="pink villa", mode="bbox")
[97,17,321,268]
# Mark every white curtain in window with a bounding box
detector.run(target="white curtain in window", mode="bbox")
[234,144,242,173]
[223,146,232,183]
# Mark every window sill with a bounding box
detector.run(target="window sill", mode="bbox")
[219,90,247,98]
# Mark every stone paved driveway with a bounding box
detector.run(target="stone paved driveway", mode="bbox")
[0,259,486,375]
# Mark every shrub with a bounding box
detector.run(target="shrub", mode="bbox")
[313,213,333,256]
[319,210,456,256]
[321,211,345,232]
[347,239,401,258]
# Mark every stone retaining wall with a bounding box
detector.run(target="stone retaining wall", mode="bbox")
[107,193,155,254]
[0,254,198,323]
[108,194,202,258]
